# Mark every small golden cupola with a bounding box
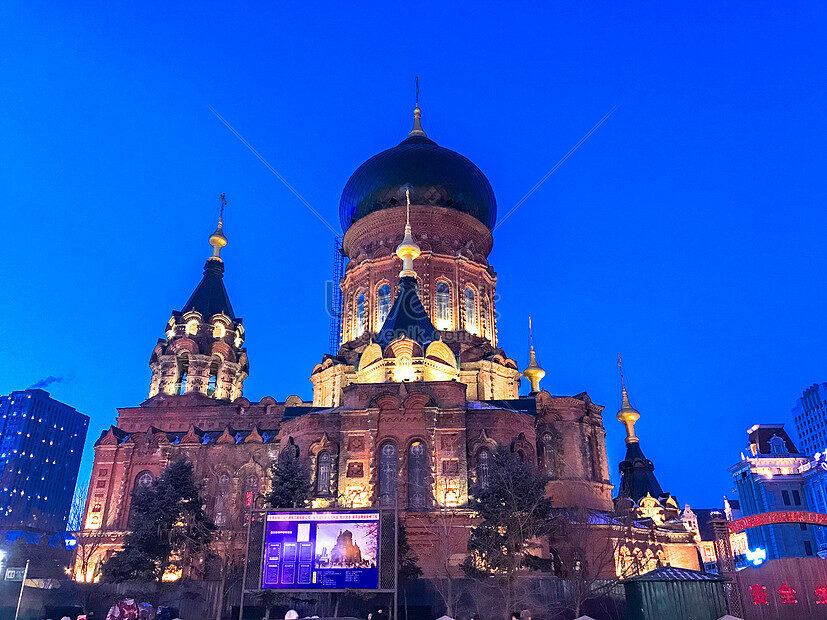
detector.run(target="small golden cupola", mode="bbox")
[522,316,545,394]
[395,188,421,277]
[616,355,640,444]
[209,193,228,261]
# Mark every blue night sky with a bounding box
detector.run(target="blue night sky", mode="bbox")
[2,2,826,509]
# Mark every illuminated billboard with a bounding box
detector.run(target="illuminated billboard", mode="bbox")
[261,510,380,590]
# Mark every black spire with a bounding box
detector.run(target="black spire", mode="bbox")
[181,258,236,320]
[375,276,438,349]
[616,441,664,503]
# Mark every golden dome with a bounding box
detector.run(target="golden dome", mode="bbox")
[209,217,227,260]
[617,385,640,443]
[523,347,545,393]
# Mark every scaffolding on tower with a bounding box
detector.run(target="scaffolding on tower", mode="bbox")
[328,235,345,354]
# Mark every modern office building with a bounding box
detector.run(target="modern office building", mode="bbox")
[792,382,827,456]
[730,424,820,559]
[0,389,88,533]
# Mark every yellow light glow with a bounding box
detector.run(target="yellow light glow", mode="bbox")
[213,323,226,338]
[185,320,199,335]
[162,566,182,582]
[394,355,415,382]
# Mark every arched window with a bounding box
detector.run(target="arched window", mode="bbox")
[185,319,199,335]
[464,287,477,333]
[481,296,490,339]
[435,282,451,329]
[355,291,367,337]
[175,355,189,395]
[316,451,333,496]
[129,471,154,526]
[588,435,601,480]
[476,447,492,489]
[207,357,220,397]
[407,441,428,510]
[541,433,557,478]
[213,322,226,338]
[378,442,398,507]
[242,474,258,525]
[769,435,787,455]
[215,473,231,527]
[377,284,391,326]
[134,470,154,490]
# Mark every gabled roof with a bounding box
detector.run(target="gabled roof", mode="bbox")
[375,275,438,348]
[180,258,235,320]
[616,441,665,503]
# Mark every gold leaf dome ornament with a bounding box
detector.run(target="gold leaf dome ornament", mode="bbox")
[396,188,421,276]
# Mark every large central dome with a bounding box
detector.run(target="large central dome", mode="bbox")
[339,127,498,231]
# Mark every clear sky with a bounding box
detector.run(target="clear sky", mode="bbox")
[2,2,825,509]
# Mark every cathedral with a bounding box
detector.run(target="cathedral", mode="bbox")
[74,102,700,583]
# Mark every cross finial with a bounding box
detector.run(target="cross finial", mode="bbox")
[409,77,426,137]
[529,315,534,351]
[219,193,227,222]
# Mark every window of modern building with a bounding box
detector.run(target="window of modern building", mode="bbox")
[435,282,451,329]
[378,442,398,507]
[316,451,333,496]
[377,284,391,326]
[407,441,428,510]
[782,490,791,506]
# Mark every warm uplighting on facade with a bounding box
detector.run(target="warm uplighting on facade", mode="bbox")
[162,565,182,582]
[394,355,415,382]
[185,320,199,335]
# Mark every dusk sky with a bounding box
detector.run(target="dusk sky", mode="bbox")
[2,2,826,508]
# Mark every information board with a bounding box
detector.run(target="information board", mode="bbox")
[262,510,380,590]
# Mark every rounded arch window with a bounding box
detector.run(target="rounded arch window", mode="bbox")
[185,319,199,335]
[316,451,333,496]
[377,283,391,326]
[407,441,428,510]
[464,287,477,333]
[215,473,232,526]
[207,357,221,397]
[355,291,367,337]
[378,441,398,507]
[175,354,189,395]
[481,296,490,338]
[541,433,557,477]
[435,282,452,329]
[213,322,226,338]
[476,447,492,489]
[134,470,154,490]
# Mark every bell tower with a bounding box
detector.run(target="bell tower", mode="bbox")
[148,201,249,401]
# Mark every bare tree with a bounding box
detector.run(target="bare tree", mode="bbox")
[550,507,638,619]
[73,528,109,583]
[416,506,472,617]
[68,479,89,532]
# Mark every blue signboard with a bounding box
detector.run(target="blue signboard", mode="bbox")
[262,510,380,590]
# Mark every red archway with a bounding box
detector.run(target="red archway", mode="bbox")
[728,510,827,534]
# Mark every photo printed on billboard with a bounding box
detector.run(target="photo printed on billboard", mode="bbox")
[262,510,379,590]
